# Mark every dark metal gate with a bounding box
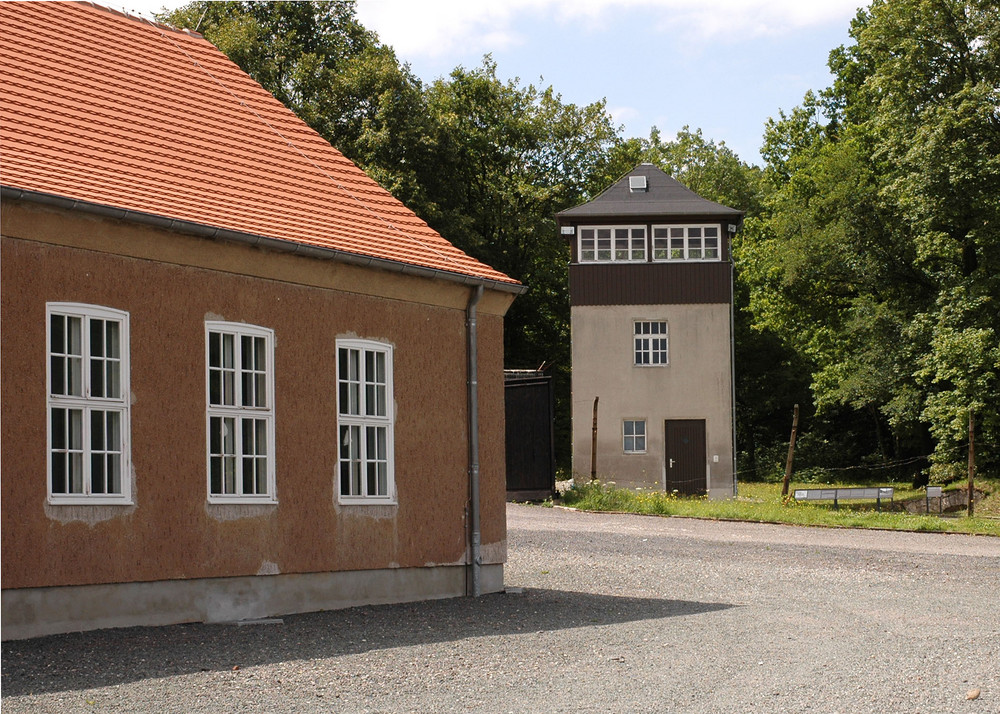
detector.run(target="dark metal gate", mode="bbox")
[504,371,555,500]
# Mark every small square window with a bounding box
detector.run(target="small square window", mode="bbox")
[624,420,646,453]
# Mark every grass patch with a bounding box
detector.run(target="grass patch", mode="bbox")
[559,479,1000,536]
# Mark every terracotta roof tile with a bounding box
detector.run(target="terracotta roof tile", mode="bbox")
[0,1,517,286]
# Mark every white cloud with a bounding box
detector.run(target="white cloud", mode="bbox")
[355,0,866,59]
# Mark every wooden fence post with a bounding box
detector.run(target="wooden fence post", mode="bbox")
[590,396,599,482]
[968,410,975,517]
[781,404,799,497]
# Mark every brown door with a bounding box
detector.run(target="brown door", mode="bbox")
[664,420,706,495]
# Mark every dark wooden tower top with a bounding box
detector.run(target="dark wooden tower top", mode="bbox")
[557,163,743,223]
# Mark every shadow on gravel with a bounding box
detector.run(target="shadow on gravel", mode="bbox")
[2,587,732,696]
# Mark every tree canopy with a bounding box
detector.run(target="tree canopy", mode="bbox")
[743,0,999,480]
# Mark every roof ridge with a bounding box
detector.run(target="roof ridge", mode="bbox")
[75,1,204,39]
[153,25,469,274]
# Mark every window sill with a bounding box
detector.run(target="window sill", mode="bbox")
[207,496,278,506]
[338,498,398,507]
[48,496,133,506]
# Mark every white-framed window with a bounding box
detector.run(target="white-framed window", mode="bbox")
[634,321,668,366]
[652,225,720,261]
[337,339,395,503]
[578,226,646,262]
[205,321,276,503]
[623,419,646,454]
[47,303,131,504]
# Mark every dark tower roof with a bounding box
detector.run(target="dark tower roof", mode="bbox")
[557,163,743,220]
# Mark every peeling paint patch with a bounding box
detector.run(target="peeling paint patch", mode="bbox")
[44,502,137,525]
[256,561,280,576]
[480,539,507,565]
[335,504,396,520]
[205,503,276,522]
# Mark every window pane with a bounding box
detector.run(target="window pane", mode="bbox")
[67,355,83,397]
[106,360,121,399]
[222,334,234,369]
[210,456,223,495]
[614,228,629,260]
[209,331,221,368]
[69,453,84,494]
[705,226,718,237]
[254,373,266,408]
[91,353,106,397]
[242,371,254,408]
[51,355,65,395]
[108,453,122,494]
[106,321,120,359]
[91,410,105,451]
[91,319,105,357]
[689,227,702,238]
[92,451,106,494]
[223,370,235,406]
[51,407,66,449]
[51,314,65,353]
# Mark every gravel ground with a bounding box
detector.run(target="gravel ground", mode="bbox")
[3,504,998,713]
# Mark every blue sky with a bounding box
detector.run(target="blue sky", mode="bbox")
[128,0,868,166]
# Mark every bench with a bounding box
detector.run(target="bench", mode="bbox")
[793,487,894,512]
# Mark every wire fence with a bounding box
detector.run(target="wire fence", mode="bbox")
[735,439,995,482]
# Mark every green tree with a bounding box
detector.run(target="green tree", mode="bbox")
[742,0,1000,480]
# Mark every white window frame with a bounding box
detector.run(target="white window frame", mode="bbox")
[623,419,647,454]
[336,339,396,504]
[205,321,276,504]
[578,225,647,263]
[652,224,721,262]
[46,303,132,505]
[634,320,669,366]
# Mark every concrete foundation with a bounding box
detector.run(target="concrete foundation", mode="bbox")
[2,564,503,640]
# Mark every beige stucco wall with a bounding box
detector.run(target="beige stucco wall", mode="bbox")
[571,303,734,499]
[1,200,512,601]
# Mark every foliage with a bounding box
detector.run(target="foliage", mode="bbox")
[741,0,1000,480]
[560,480,1000,536]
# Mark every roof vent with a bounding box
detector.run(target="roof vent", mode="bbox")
[629,175,647,192]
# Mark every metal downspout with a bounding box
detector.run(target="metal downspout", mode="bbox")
[466,284,484,597]
[730,243,739,497]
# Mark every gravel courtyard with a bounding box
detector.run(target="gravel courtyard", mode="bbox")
[3,504,998,713]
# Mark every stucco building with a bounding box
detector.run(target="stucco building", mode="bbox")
[557,164,741,499]
[0,1,521,639]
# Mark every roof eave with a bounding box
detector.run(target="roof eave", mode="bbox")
[2,186,526,296]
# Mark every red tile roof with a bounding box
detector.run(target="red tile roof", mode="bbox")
[0,1,518,287]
